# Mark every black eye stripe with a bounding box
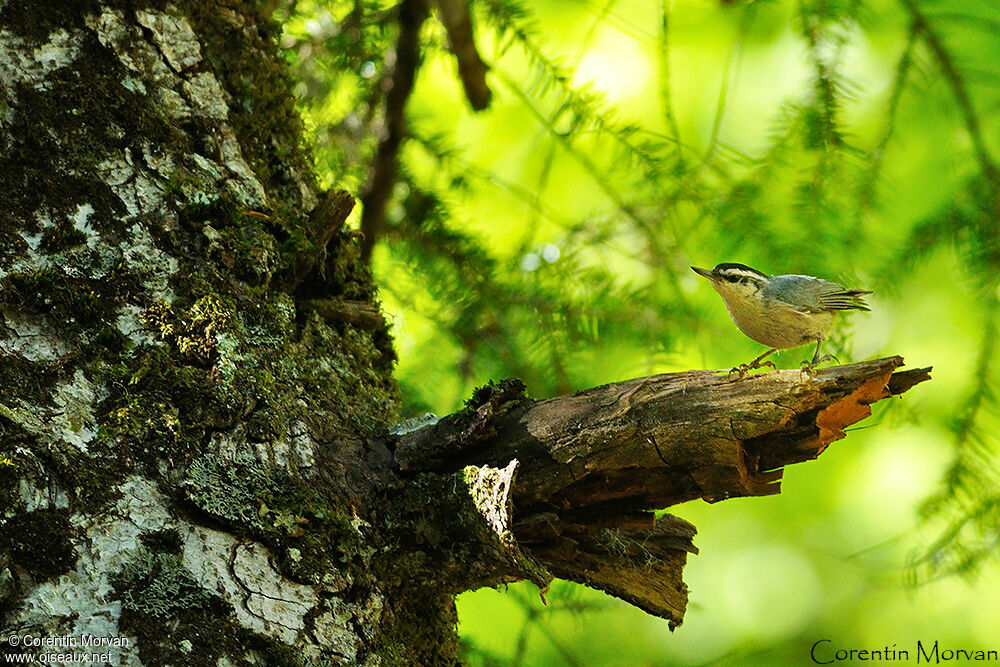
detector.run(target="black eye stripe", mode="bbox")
[719,273,763,287]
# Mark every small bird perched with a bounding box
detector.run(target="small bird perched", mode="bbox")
[691,263,872,375]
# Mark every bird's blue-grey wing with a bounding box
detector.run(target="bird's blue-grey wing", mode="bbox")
[763,275,871,312]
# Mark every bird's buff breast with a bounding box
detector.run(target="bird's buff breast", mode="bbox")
[723,298,833,349]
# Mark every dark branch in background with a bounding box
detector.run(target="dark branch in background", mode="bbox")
[657,0,683,154]
[700,2,754,167]
[386,357,930,628]
[432,0,492,110]
[357,0,491,263]
[360,0,427,264]
[903,0,1000,199]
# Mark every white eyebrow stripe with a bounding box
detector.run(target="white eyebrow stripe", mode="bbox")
[718,269,766,282]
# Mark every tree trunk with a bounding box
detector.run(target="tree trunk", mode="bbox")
[0,2,930,664]
[0,2,404,663]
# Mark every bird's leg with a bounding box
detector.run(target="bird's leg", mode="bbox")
[728,348,778,380]
[748,347,779,369]
[800,338,836,374]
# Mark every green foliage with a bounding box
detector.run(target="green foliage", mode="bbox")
[280,0,1000,660]
[277,0,399,190]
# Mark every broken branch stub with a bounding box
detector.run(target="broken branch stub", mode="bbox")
[396,358,930,508]
[389,357,930,627]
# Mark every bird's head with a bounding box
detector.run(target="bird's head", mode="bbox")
[692,263,770,304]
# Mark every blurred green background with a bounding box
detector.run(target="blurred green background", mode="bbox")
[279,0,1000,663]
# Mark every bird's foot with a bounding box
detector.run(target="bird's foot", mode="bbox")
[727,359,777,381]
[799,354,837,375]
[727,365,749,381]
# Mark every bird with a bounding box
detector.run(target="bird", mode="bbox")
[691,263,872,376]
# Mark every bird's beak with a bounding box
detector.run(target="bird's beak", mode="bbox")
[691,266,713,279]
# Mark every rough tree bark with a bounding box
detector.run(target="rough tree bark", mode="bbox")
[0,2,929,665]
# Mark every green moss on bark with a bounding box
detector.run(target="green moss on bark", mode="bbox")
[1,0,412,658]
[1,264,136,338]
[380,590,461,666]
[0,1,167,44]
[112,550,239,665]
[139,528,184,554]
[183,1,315,209]
[111,543,321,665]
[182,454,367,585]
[0,418,31,508]
[0,509,78,579]
[0,27,177,262]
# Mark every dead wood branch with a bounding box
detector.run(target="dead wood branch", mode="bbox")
[388,357,930,627]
